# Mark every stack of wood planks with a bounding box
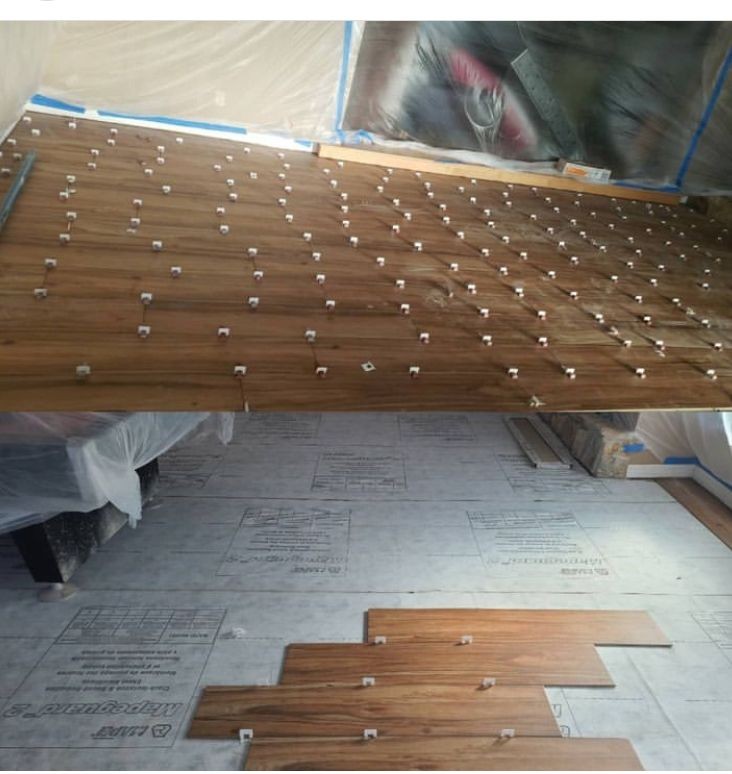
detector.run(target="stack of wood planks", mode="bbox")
[188,607,671,769]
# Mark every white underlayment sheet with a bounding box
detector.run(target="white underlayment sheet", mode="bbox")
[0,412,731,770]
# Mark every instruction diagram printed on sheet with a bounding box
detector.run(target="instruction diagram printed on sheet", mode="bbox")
[0,607,225,748]
[468,510,610,577]
[497,453,609,495]
[218,507,351,577]
[234,413,321,443]
[398,414,475,444]
[158,450,224,490]
[693,611,732,650]
[311,448,407,493]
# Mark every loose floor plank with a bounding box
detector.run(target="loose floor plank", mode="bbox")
[243,735,644,770]
[280,642,614,687]
[658,477,732,550]
[188,683,560,739]
[366,608,671,646]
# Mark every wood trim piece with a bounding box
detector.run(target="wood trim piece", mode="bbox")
[658,477,732,550]
[318,143,680,205]
[366,609,671,647]
[279,642,614,687]
[188,683,560,739]
[244,735,644,770]
[506,415,573,468]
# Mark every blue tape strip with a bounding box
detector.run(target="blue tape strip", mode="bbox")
[334,20,354,142]
[664,456,700,465]
[623,443,645,453]
[97,110,247,135]
[31,93,85,114]
[675,46,732,189]
[612,180,681,193]
[0,151,36,232]
[697,459,732,492]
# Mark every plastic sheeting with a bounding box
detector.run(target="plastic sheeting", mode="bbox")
[0,22,56,141]
[36,21,360,142]
[344,22,732,194]
[637,411,732,486]
[0,412,233,534]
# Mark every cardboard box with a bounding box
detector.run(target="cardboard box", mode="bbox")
[557,159,611,183]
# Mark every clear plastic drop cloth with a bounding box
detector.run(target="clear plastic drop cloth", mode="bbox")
[637,411,732,485]
[0,412,233,534]
[344,21,732,194]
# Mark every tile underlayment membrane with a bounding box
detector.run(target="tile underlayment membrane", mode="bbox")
[0,412,730,770]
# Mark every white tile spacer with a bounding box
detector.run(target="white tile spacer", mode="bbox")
[225,154,234,163]
[460,634,473,645]
[449,262,459,272]
[610,274,618,283]
[31,128,41,137]
[234,365,247,377]
[480,677,497,689]
[442,216,451,225]
[706,369,718,380]
[361,676,376,687]
[243,146,251,154]
[362,361,376,372]
[627,261,635,269]
[564,366,577,379]
[315,273,326,285]
[363,729,378,740]
[395,278,405,289]
[277,197,287,206]
[130,217,141,227]
[341,220,350,228]
[137,324,151,338]
[278,172,286,180]
[152,240,163,251]
[33,287,48,299]
[312,251,322,261]
[594,313,604,323]
[537,309,547,320]
[283,184,291,192]
[498,266,508,276]
[65,210,77,221]
[325,299,336,312]
[161,184,171,195]
[155,156,165,166]
[547,270,556,279]
[514,287,524,298]
[132,198,143,207]
[457,231,465,239]
[247,247,258,257]
[58,188,68,199]
[349,236,359,247]
[529,213,537,220]
[481,334,493,346]
[143,167,152,175]
[239,729,253,743]
[305,329,318,343]
[75,364,91,379]
[392,197,400,206]
[500,729,515,739]
[66,174,76,184]
[650,278,659,287]
[21,115,31,123]
[219,224,230,235]
[217,327,231,338]
[482,208,491,217]
[44,257,57,269]
[59,232,71,244]
[713,342,724,351]
[569,290,578,300]
[507,367,519,379]
[216,206,226,216]
[285,213,294,223]
[409,366,420,378]
[175,136,183,144]
[487,221,496,229]
[376,184,384,193]
[170,266,182,278]
[623,339,633,348]
[642,315,653,326]
[479,308,490,318]
[303,232,313,241]
[635,367,647,378]
[419,332,430,344]
[315,366,328,378]
[400,303,411,315]
[329,179,338,189]
[248,296,260,309]
[519,251,528,260]
[537,336,549,348]
[570,256,579,265]
[252,270,264,282]
[391,224,400,233]
[654,340,665,351]
[341,204,349,213]
[481,248,490,257]
[466,283,477,294]
[340,191,348,201]
[140,292,153,305]
[68,120,77,129]
[373,635,387,645]
[469,196,477,204]
[701,319,712,328]
[376,256,386,267]
[413,241,423,251]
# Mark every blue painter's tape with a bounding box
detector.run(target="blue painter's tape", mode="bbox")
[675,46,732,189]
[31,93,85,114]
[612,180,681,193]
[622,443,645,453]
[97,109,247,135]
[334,20,354,141]
[664,456,700,465]
[697,460,732,491]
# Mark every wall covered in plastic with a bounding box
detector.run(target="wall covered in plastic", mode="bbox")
[37,21,358,141]
[344,21,732,194]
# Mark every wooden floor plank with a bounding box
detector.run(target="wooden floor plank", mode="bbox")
[188,683,560,739]
[366,608,671,646]
[244,735,644,770]
[280,642,614,687]
[658,478,732,550]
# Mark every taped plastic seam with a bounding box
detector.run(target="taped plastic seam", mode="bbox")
[675,45,732,188]
[0,413,233,534]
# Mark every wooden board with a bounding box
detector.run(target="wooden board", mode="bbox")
[658,478,732,550]
[319,142,680,205]
[188,683,560,739]
[280,642,614,687]
[366,608,671,646]
[2,111,730,411]
[243,735,644,770]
